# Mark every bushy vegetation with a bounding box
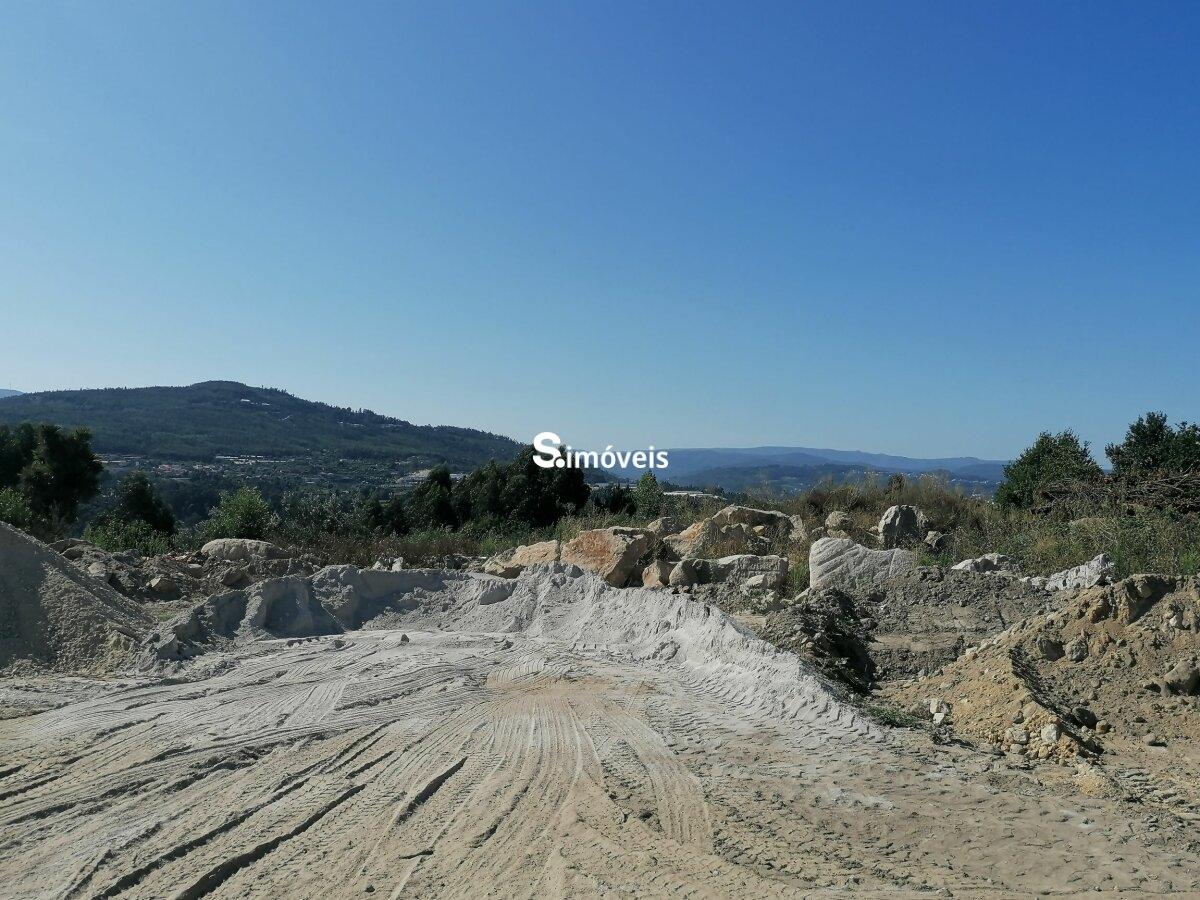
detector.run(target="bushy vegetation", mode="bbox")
[201,486,279,540]
[994,430,1102,509]
[1106,412,1200,479]
[0,422,102,535]
[0,487,44,534]
[83,519,173,556]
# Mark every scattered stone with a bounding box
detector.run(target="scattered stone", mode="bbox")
[825,511,854,537]
[952,553,1017,575]
[1041,554,1116,593]
[147,574,177,595]
[877,505,927,549]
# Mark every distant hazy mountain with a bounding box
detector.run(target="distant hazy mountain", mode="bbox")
[0,381,521,468]
[607,445,1009,494]
[0,389,22,399]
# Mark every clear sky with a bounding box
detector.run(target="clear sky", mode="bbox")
[2,2,1196,459]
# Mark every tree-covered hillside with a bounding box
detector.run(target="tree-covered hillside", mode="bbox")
[0,381,520,468]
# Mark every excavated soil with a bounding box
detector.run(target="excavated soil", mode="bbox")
[0,523,150,676]
[3,567,1200,897]
[884,576,1200,838]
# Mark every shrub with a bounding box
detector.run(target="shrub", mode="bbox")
[633,472,664,518]
[109,470,177,534]
[83,519,172,556]
[0,487,46,535]
[0,422,103,532]
[202,486,277,540]
[406,466,458,529]
[1106,411,1200,478]
[995,431,1102,509]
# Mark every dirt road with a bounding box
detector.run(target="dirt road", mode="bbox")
[2,570,1198,897]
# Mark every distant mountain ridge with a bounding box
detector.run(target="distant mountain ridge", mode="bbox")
[0,389,22,399]
[0,381,522,469]
[606,445,1009,494]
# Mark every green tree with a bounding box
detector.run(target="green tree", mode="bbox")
[1106,412,1200,478]
[995,430,1102,508]
[359,493,409,535]
[632,472,664,517]
[202,486,277,539]
[110,470,177,534]
[406,466,458,529]
[9,424,103,530]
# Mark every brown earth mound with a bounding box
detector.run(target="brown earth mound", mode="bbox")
[862,567,1053,678]
[0,523,151,674]
[884,575,1200,824]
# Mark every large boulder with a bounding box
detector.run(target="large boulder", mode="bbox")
[788,515,809,543]
[668,558,705,588]
[1038,554,1116,592]
[664,518,770,559]
[707,554,789,593]
[666,554,788,593]
[710,505,792,533]
[641,559,674,588]
[482,540,561,578]
[561,527,652,587]
[645,516,685,537]
[663,519,719,558]
[201,538,290,563]
[809,537,918,593]
[877,505,927,549]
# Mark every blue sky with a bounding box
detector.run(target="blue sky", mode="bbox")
[2,2,1196,459]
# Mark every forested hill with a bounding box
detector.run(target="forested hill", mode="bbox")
[0,381,521,467]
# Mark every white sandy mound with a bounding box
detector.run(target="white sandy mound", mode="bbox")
[0,522,151,673]
[144,561,877,738]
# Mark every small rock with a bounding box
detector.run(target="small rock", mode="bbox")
[147,574,176,595]
[1040,723,1061,744]
[1005,726,1029,745]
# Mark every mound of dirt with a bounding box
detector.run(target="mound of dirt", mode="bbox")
[59,541,321,610]
[761,588,876,692]
[884,575,1200,822]
[141,561,876,737]
[861,566,1053,678]
[0,523,151,673]
[144,576,344,663]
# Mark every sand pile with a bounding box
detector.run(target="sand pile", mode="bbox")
[142,562,876,737]
[0,522,151,673]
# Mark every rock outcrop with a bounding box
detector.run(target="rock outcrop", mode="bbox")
[201,538,291,562]
[560,527,652,586]
[877,505,927,549]
[483,540,561,578]
[808,537,918,593]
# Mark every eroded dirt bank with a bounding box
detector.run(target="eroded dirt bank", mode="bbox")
[2,568,1199,897]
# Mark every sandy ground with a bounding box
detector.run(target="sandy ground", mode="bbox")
[3,612,1200,899]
